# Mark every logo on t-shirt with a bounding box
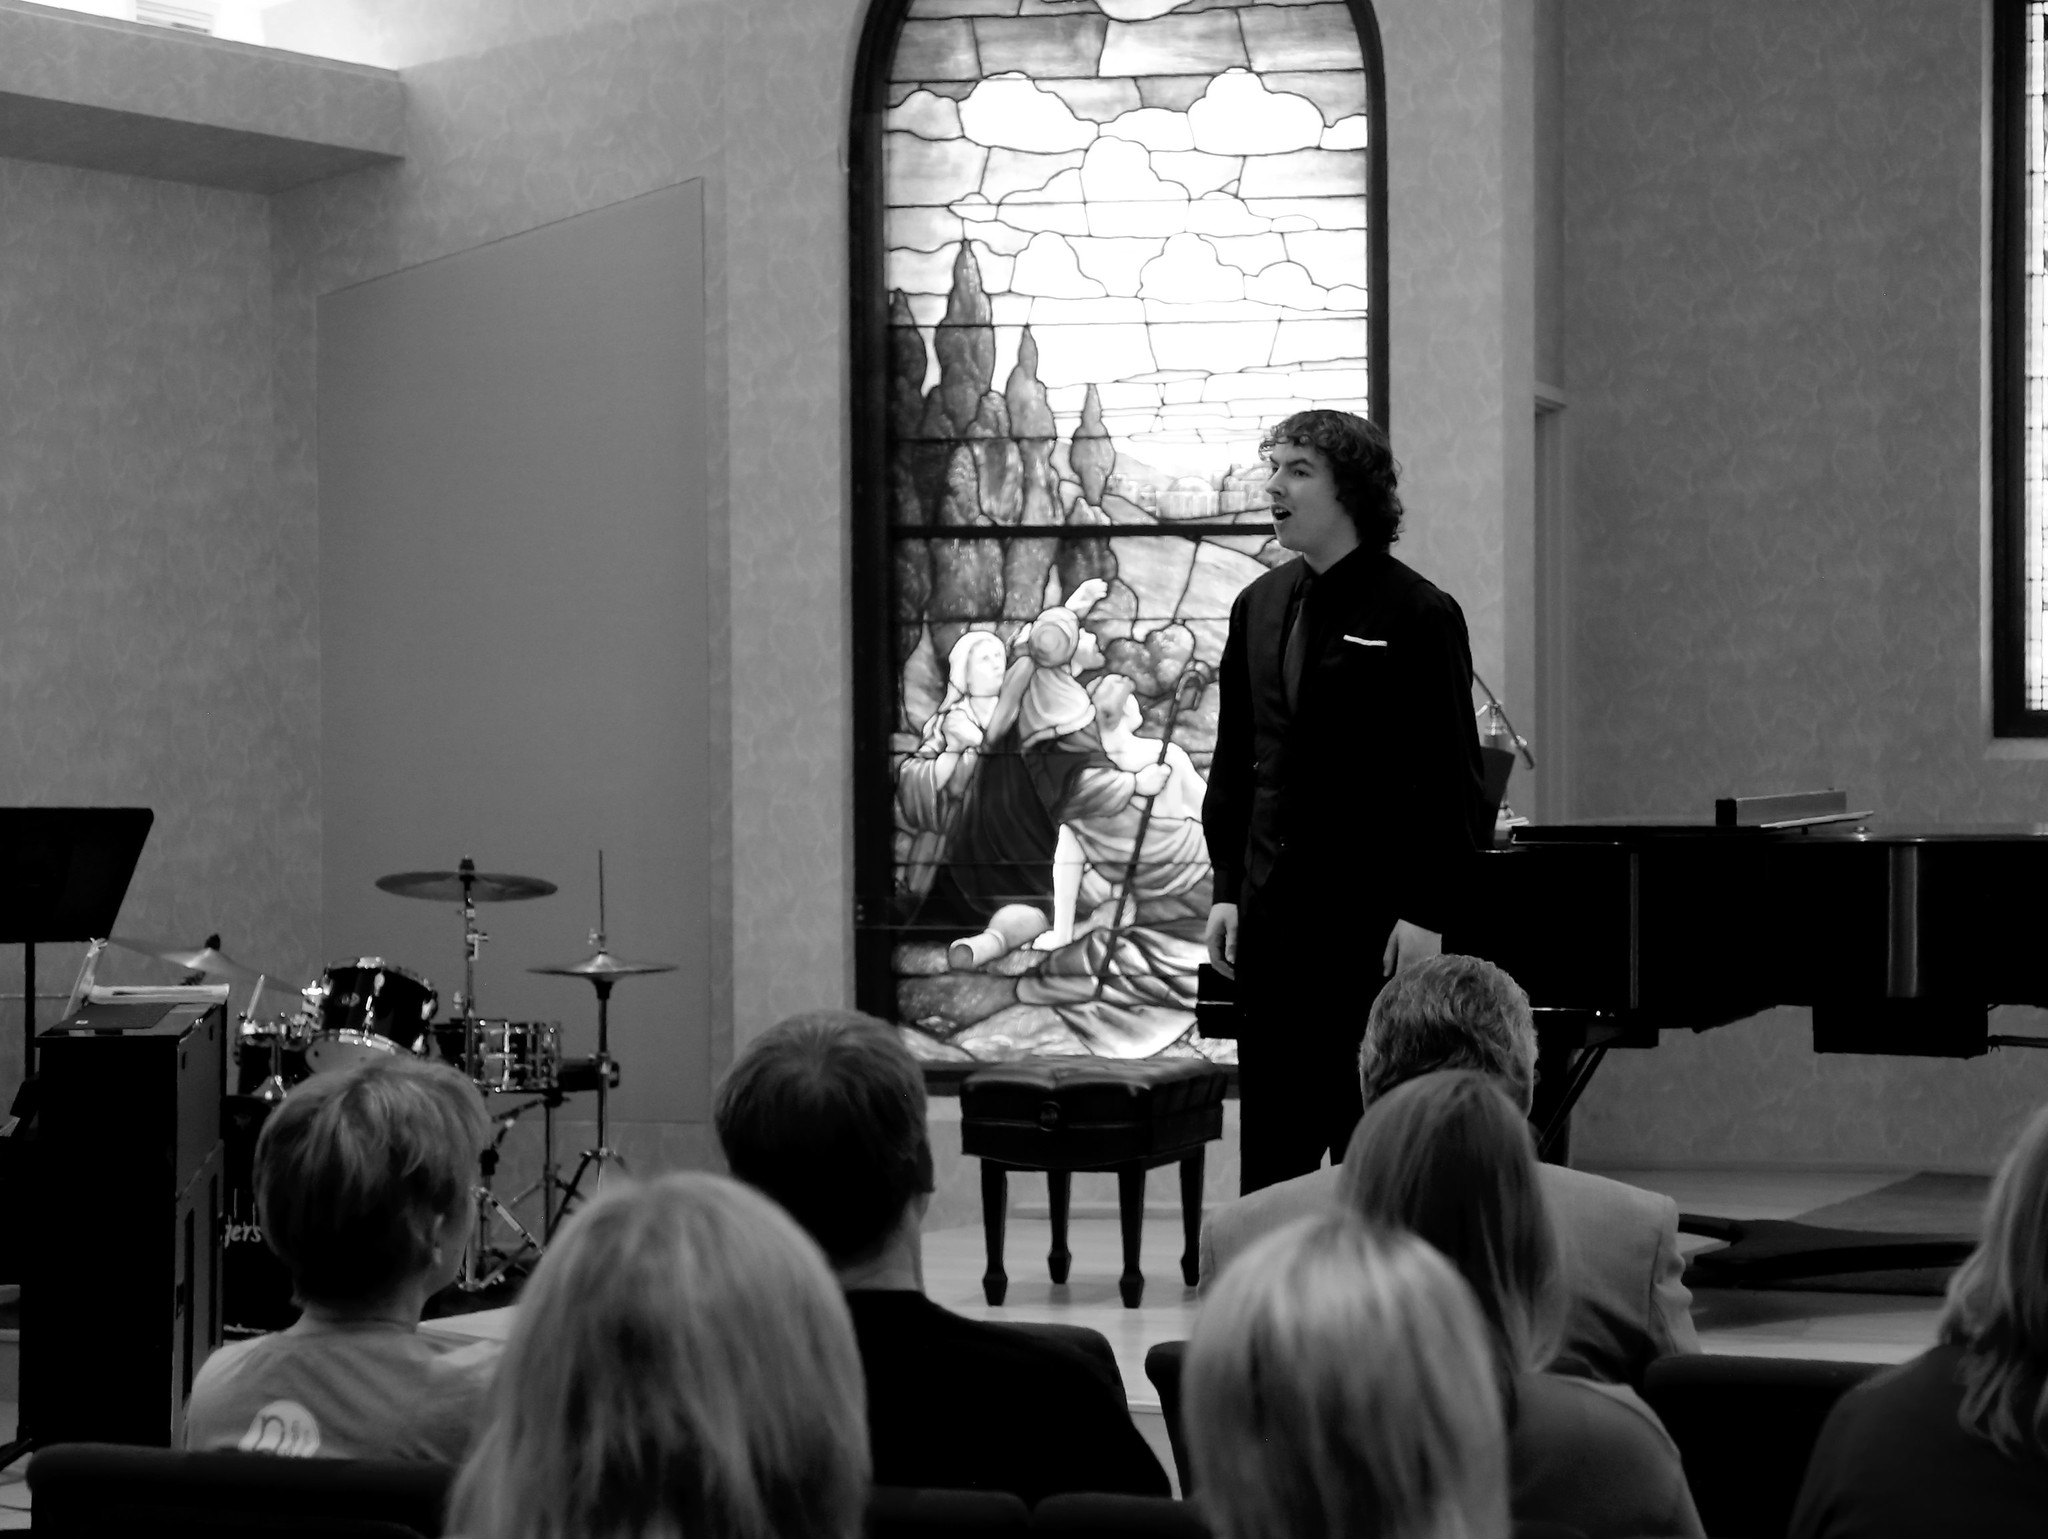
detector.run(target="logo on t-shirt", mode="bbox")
[238,1400,322,1458]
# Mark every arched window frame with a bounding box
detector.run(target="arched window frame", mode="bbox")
[848,0,1391,1023]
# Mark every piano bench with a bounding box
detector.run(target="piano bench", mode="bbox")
[959,1058,1228,1308]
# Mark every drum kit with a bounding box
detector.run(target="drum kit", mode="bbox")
[133,851,675,1297]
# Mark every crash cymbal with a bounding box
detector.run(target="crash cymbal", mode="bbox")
[376,869,558,903]
[109,934,272,984]
[529,948,678,982]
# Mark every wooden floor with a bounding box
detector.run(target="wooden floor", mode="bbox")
[0,1164,1953,1522]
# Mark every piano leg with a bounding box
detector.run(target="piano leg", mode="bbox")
[1534,1044,1609,1163]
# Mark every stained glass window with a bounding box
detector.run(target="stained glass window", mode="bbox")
[853,0,1386,1063]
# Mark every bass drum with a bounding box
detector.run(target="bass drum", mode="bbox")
[303,958,438,1075]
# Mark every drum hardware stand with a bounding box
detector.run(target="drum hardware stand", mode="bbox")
[459,1103,545,1292]
[531,852,678,1225]
[458,858,486,1020]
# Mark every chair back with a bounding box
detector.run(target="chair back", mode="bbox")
[28,1442,453,1538]
[1031,1492,1210,1539]
[1640,1354,1881,1539]
[867,1485,1032,1539]
[1142,1341,1191,1494]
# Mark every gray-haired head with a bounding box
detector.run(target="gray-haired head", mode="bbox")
[1358,955,1537,1113]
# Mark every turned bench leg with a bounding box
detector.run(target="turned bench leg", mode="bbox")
[1047,1169,1072,1285]
[1179,1147,1205,1288]
[1117,1164,1146,1308]
[981,1160,1007,1305]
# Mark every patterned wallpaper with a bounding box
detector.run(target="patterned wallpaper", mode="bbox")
[0,158,318,1097]
[1380,0,1513,699]
[1564,0,2048,1170]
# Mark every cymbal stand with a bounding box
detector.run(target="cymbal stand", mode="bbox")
[556,971,625,1215]
[456,857,486,1019]
[459,1102,544,1292]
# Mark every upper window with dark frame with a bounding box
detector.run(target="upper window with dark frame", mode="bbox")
[851,0,1388,1065]
[1995,0,2048,734]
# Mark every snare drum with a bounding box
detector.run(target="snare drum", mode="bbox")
[303,958,438,1073]
[434,1019,560,1093]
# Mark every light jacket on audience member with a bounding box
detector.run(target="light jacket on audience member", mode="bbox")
[1198,1161,1698,1388]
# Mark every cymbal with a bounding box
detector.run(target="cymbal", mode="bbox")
[109,934,272,984]
[529,948,679,982]
[376,869,558,903]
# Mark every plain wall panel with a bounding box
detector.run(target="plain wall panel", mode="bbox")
[317,179,709,1128]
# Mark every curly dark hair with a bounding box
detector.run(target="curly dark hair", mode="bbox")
[1260,409,1403,549]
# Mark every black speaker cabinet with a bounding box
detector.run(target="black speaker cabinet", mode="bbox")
[22,998,226,1446]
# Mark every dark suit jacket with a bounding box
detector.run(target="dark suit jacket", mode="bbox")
[1203,547,1488,990]
[845,1290,1169,1504]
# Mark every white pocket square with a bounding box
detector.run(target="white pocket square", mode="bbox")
[1343,635,1389,648]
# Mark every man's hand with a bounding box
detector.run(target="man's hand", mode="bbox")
[1382,919,1442,977]
[1204,902,1239,978]
[1134,762,1171,798]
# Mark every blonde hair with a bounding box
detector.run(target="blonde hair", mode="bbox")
[1186,1214,1508,1539]
[449,1173,869,1539]
[1940,1099,2048,1461]
[255,1054,487,1307]
[1337,1070,1565,1388]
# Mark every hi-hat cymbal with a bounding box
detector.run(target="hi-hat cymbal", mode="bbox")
[376,870,558,903]
[109,934,273,984]
[529,948,678,982]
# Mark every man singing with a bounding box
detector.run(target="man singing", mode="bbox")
[1202,410,1489,1194]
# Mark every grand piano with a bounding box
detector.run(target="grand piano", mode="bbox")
[1457,792,2048,1149]
[1457,793,2048,1283]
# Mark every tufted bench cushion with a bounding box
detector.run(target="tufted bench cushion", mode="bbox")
[958,1057,1230,1308]
[960,1058,1228,1169]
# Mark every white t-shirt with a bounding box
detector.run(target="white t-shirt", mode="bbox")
[182,1315,499,1462]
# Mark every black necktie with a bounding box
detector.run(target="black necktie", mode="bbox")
[1283,578,1313,714]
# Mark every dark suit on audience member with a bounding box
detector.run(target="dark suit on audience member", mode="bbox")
[1789,1343,2048,1539]
[1198,1161,1699,1389]
[1203,547,1488,1192]
[845,1290,1169,1504]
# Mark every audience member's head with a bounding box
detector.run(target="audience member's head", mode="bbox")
[1940,1098,2048,1461]
[1339,1070,1564,1387]
[1186,1212,1508,1539]
[1358,955,1537,1112]
[255,1054,487,1313]
[450,1173,868,1539]
[713,1009,934,1267]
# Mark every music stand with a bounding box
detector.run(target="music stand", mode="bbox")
[0,806,153,1474]
[0,808,154,1083]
